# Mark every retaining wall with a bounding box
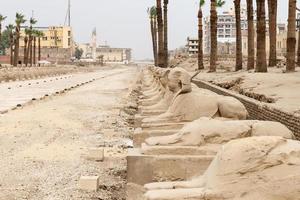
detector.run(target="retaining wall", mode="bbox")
[193,80,300,139]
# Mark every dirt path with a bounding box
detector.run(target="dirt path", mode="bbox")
[0,65,137,200]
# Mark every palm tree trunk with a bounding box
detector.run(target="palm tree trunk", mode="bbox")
[255,0,267,72]
[209,0,217,72]
[13,26,20,67]
[246,0,255,70]
[29,37,33,66]
[156,0,164,68]
[153,18,158,66]
[38,37,41,66]
[25,37,30,66]
[23,37,28,65]
[33,37,36,66]
[9,34,14,65]
[297,28,300,65]
[198,6,204,70]
[286,0,296,72]
[163,0,168,67]
[0,23,2,48]
[268,0,277,67]
[151,18,158,66]
[234,0,243,71]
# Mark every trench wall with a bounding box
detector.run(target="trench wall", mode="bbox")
[193,80,300,139]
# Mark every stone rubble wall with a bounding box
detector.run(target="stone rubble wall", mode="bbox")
[193,80,300,140]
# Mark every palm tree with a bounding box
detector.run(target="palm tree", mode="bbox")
[198,0,205,70]
[153,11,158,66]
[246,0,255,70]
[0,15,7,52]
[35,30,44,66]
[234,0,242,71]
[163,0,169,67]
[156,0,164,68]
[14,13,26,66]
[23,29,30,65]
[297,19,300,65]
[268,0,277,67]
[297,20,300,66]
[209,0,225,72]
[33,31,37,66]
[6,24,15,65]
[286,0,296,72]
[255,0,267,72]
[148,6,158,66]
[28,17,37,66]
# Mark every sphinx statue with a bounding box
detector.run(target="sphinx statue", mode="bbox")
[144,136,300,200]
[139,68,169,106]
[142,67,248,124]
[140,69,174,113]
[145,117,294,146]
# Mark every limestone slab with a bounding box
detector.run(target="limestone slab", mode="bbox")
[127,148,214,185]
[79,176,99,191]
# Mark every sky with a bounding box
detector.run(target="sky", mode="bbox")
[0,0,296,60]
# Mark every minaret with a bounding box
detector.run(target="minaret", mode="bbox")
[91,28,97,60]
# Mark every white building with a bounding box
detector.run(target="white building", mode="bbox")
[204,5,248,54]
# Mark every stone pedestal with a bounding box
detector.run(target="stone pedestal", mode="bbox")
[127,148,214,186]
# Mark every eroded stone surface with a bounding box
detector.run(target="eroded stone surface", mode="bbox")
[144,137,300,200]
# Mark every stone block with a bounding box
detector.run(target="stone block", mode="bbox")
[133,128,177,147]
[79,176,99,191]
[86,148,104,162]
[127,148,214,185]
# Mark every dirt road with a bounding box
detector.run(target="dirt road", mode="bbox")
[0,65,137,200]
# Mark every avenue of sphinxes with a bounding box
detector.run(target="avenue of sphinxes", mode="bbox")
[126,66,300,200]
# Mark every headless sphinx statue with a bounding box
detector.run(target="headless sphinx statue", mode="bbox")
[144,136,300,200]
[145,117,294,146]
[142,67,248,124]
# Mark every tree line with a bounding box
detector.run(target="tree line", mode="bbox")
[148,0,298,73]
[0,13,45,67]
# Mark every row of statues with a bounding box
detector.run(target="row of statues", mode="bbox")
[129,66,299,200]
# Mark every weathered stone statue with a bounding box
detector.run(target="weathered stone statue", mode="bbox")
[139,68,168,106]
[142,67,248,124]
[144,136,300,200]
[140,69,174,113]
[145,117,294,146]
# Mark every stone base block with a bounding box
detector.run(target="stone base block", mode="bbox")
[127,148,214,186]
[79,176,99,191]
[141,122,185,131]
[86,148,104,162]
[133,129,178,147]
[140,144,219,156]
[126,183,146,200]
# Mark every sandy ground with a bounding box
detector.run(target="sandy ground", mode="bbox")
[195,67,300,114]
[0,65,137,200]
[171,57,300,114]
[0,66,103,82]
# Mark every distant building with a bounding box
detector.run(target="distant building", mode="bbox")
[188,4,289,58]
[20,26,73,49]
[15,26,74,64]
[91,28,97,60]
[186,37,198,56]
[204,5,248,54]
[96,46,132,64]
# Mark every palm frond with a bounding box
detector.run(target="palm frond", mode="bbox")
[217,0,225,7]
[200,0,205,7]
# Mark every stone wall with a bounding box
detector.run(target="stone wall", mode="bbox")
[193,80,300,139]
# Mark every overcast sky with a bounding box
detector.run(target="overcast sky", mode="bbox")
[1,0,296,60]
